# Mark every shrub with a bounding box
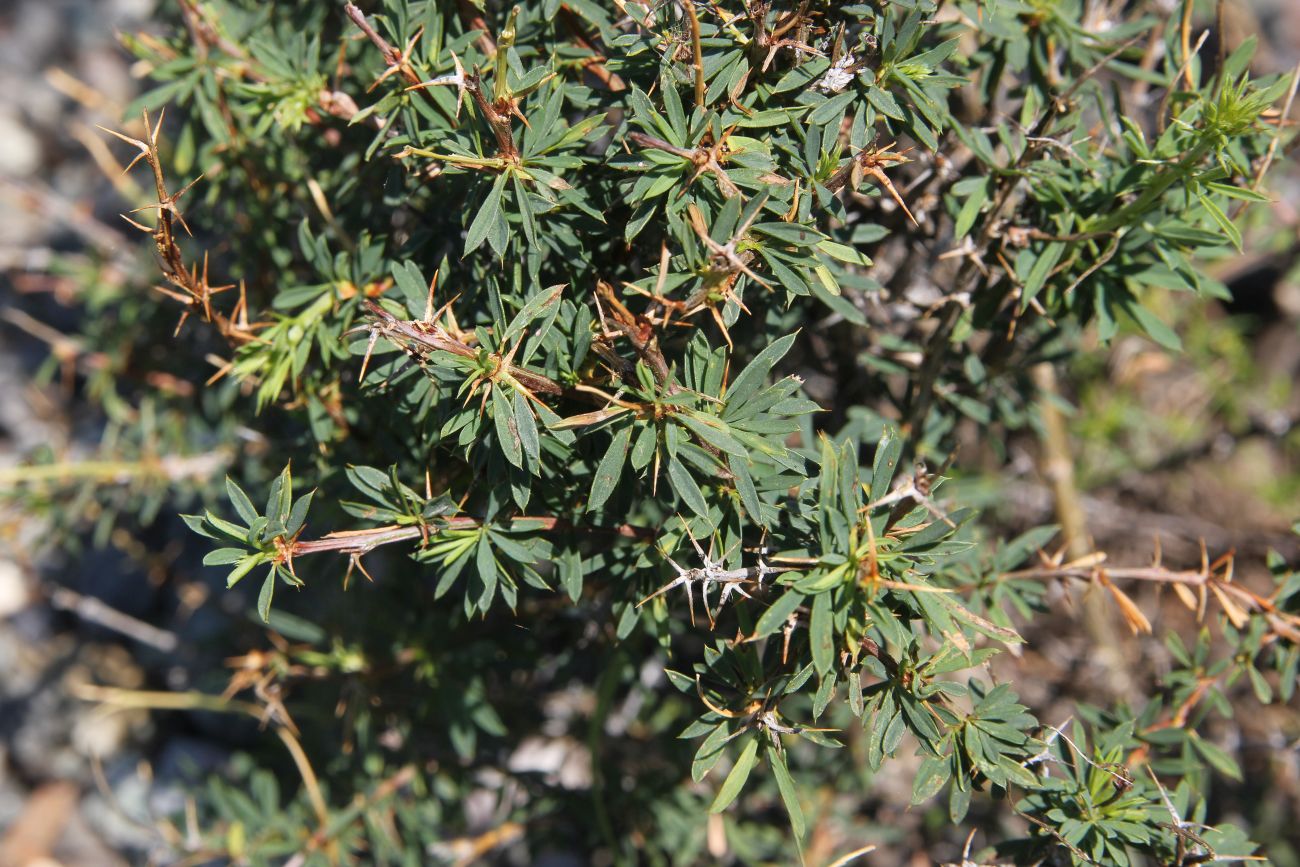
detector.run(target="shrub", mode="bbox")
[12,0,1300,864]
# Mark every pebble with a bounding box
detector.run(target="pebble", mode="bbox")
[0,111,41,177]
[0,560,30,619]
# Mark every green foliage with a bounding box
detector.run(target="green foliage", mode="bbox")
[9,0,1300,863]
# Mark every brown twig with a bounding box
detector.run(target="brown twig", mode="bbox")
[684,1,707,109]
[455,0,497,56]
[358,300,559,394]
[594,279,674,386]
[560,5,626,91]
[291,516,653,559]
[100,110,256,343]
[626,131,741,198]
[464,73,521,163]
[826,143,917,224]
[50,588,180,652]
[993,544,1300,643]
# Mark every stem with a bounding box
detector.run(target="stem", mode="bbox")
[0,451,232,486]
[1086,139,1214,235]
[290,516,654,558]
[1032,362,1134,695]
[464,74,521,163]
[685,2,706,109]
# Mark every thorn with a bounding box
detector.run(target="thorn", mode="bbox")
[359,329,380,382]
[119,213,153,233]
[423,268,440,321]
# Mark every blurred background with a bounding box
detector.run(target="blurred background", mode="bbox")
[1,1,1299,864]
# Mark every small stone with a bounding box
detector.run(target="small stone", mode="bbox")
[0,559,31,619]
[0,112,41,177]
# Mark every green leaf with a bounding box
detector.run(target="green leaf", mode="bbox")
[392,261,430,313]
[728,455,764,525]
[953,177,990,239]
[724,333,798,413]
[865,86,905,120]
[1123,298,1182,351]
[589,426,631,511]
[1196,192,1243,251]
[226,477,259,525]
[225,556,262,589]
[769,746,806,839]
[810,591,834,676]
[911,755,950,804]
[256,568,275,622]
[1020,241,1066,309]
[692,722,731,782]
[710,736,759,812]
[513,390,540,465]
[817,239,871,266]
[204,547,247,566]
[493,387,523,468]
[465,173,507,255]
[180,513,215,540]
[678,413,747,457]
[808,90,857,126]
[870,427,902,502]
[263,466,290,523]
[286,491,314,537]
[755,589,805,639]
[1189,732,1242,781]
[667,456,710,519]
[476,532,498,607]
[503,284,565,345]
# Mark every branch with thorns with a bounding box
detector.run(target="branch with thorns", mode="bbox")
[990,538,1300,642]
[351,297,564,398]
[826,142,919,225]
[99,109,257,344]
[694,674,837,752]
[638,519,794,627]
[743,0,821,74]
[617,202,770,350]
[627,130,742,199]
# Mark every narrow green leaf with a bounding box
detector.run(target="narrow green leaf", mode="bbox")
[724,333,798,413]
[493,387,523,468]
[226,477,259,525]
[692,722,731,782]
[911,755,950,804]
[769,746,806,839]
[465,173,507,255]
[755,589,805,639]
[869,427,902,503]
[1020,241,1065,309]
[513,390,540,465]
[503,284,564,344]
[678,413,747,457]
[476,532,498,608]
[668,456,710,519]
[1196,192,1243,250]
[263,466,290,523]
[710,736,759,812]
[392,261,429,314]
[810,591,834,676]
[286,491,314,536]
[256,568,275,622]
[204,547,247,566]
[1190,732,1242,780]
[226,556,261,590]
[728,455,764,525]
[808,90,857,126]
[589,425,631,511]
